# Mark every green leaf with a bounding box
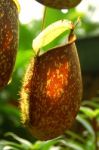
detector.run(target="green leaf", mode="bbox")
[80,106,99,119]
[82,101,99,109]
[5,133,32,149]
[32,137,61,150]
[32,19,73,54]
[60,139,84,150]
[94,110,99,117]
[84,136,96,150]
[3,146,18,150]
[76,115,95,137]
[0,140,22,149]
[80,107,94,119]
[66,131,85,143]
[82,99,99,109]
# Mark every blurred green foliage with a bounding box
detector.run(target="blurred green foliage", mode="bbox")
[0,98,99,150]
[0,5,99,150]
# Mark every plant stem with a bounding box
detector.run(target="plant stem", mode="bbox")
[41,7,47,31]
[36,7,47,56]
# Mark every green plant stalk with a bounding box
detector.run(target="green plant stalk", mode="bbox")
[36,6,47,56]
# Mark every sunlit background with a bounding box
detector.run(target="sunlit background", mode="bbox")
[18,0,99,24]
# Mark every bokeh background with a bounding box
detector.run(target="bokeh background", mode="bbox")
[0,0,99,149]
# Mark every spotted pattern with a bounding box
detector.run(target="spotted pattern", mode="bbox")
[20,43,82,140]
[36,0,81,9]
[46,62,69,98]
[0,0,18,89]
